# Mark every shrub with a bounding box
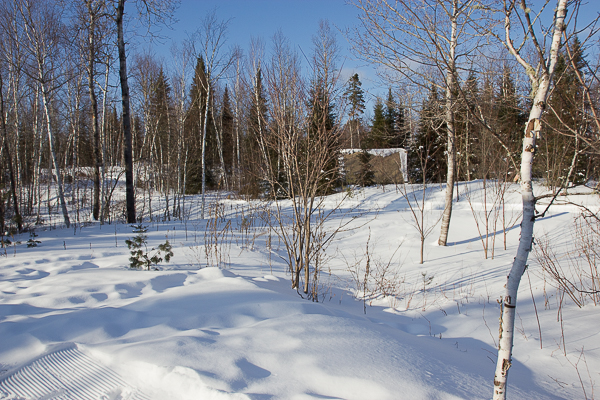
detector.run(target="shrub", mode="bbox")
[125,224,173,270]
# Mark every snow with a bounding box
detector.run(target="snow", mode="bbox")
[340,148,406,158]
[1,181,599,399]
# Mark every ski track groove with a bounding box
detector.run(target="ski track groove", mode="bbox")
[0,346,150,400]
[50,349,103,398]
[68,350,128,389]
[19,367,48,398]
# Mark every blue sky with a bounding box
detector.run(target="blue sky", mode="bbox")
[145,0,382,113]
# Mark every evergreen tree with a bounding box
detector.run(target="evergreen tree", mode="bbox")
[541,37,589,186]
[149,68,173,167]
[242,68,270,196]
[392,99,409,148]
[408,85,446,183]
[455,70,480,181]
[497,67,521,154]
[369,98,387,148]
[496,65,525,180]
[344,73,365,148]
[385,88,398,145]
[185,56,216,193]
[307,78,339,194]
[221,85,234,178]
[357,149,375,187]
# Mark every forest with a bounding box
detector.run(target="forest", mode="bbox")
[0,0,597,231]
[1,1,600,399]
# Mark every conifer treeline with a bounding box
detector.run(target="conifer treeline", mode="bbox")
[403,38,597,186]
[0,0,597,233]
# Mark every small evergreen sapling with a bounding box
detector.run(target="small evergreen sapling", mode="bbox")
[27,231,41,248]
[125,224,173,270]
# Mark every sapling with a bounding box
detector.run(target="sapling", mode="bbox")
[125,224,173,270]
[27,231,41,248]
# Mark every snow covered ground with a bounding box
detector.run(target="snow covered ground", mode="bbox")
[0,181,598,399]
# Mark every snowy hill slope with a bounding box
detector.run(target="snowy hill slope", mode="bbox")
[0,182,598,399]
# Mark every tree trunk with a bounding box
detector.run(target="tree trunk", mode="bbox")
[438,2,458,246]
[201,83,210,219]
[100,57,110,223]
[117,0,135,223]
[40,81,70,228]
[493,2,567,398]
[0,75,22,232]
[211,105,227,188]
[87,1,101,221]
[234,61,241,190]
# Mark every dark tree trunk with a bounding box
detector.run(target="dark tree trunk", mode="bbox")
[0,75,22,232]
[87,1,101,221]
[117,0,135,223]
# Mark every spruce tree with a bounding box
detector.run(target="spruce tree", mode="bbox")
[455,70,480,181]
[243,68,270,196]
[307,78,339,194]
[542,37,589,186]
[392,99,409,149]
[369,98,387,149]
[221,86,234,179]
[385,88,398,146]
[496,65,525,180]
[408,85,446,183]
[357,149,375,187]
[185,56,216,193]
[344,73,365,148]
[149,68,173,163]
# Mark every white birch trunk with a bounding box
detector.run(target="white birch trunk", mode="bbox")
[234,60,241,190]
[211,105,227,188]
[493,2,567,398]
[100,58,110,223]
[438,1,458,246]
[40,81,70,228]
[201,83,210,219]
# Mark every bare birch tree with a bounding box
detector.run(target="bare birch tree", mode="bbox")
[19,0,71,228]
[351,0,478,246]
[190,11,232,218]
[261,22,352,297]
[0,74,22,232]
[485,1,569,398]
[169,41,194,215]
[0,0,27,231]
[80,0,112,221]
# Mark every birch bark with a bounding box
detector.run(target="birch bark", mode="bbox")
[19,0,71,228]
[40,80,70,228]
[200,84,210,219]
[438,1,458,246]
[493,1,568,398]
[85,0,102,221]
[0,75,22,232]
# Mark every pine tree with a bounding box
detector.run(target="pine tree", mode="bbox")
[455,70,480,181]
[242,68,269,196]
[185,56,216,193]
[392,99,409,148]
[496,65,525,180]
[221,86,234,178]
[542,37,589,186]
[149,68,173,166]
[357,149,375,187]
[369,98,387,149]
[344,73,365,148]
[408,85,446,183]
[385,88,398,146]
[307,78,339,194]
